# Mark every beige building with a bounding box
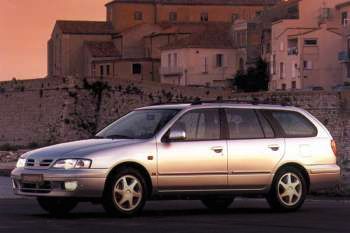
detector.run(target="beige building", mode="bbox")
[337,1,350,84]
[160,23,236,87]
[47,0,278,83]
[270,0,345,91]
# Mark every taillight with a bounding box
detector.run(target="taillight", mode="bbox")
[331,140,337,157]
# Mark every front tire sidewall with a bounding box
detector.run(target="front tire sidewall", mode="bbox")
[102,168,147,217]
[267,167,307,212]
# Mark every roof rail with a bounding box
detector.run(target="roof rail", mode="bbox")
[149,97,293,107]
[190,97,293,106]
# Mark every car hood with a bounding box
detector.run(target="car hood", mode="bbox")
[24,139,145,160]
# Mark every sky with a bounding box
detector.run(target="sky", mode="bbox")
[0,0,107,81]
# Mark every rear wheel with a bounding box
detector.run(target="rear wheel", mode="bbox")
[37,197,78,216]
[102,168,147,217]
[267,167,307,212]
[201,197,234,211]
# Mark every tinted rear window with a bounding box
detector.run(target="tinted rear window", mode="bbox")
[225,109,264,139]
[270,111,317,137]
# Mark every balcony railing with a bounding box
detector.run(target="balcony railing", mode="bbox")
[160,66,184,76]
[287,47,298,56]
[338,51,350,62]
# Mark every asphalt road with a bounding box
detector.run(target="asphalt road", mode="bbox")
[0,197,350,233]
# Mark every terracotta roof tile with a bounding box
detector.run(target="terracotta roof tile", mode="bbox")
[56,20,115,35]
[161,23,234,50]
[84,41,121,58]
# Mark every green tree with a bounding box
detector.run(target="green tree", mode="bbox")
[233,58,270,92]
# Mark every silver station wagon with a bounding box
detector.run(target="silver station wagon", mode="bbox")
[11,101,340,217]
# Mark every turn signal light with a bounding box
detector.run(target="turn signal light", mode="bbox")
[331,140,337,157]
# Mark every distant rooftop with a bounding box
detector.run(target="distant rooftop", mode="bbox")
[84,41,121,58]
[106,0,278,6]
[56,20,116,35]
[161,23,234,50]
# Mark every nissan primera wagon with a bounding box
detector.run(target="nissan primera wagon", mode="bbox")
[11,102,340,217]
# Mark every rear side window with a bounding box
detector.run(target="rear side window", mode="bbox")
[171,108,220,141]
[270,111,317,137]
[225,109,264,139]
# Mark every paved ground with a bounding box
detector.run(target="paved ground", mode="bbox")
[0,177,18,199]
[1,177,350,233]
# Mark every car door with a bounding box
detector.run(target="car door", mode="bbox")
[225,108,285,190]
[156,108,228,191]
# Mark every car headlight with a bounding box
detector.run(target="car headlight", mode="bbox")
[52,159,92,169]
[16,158,26,168]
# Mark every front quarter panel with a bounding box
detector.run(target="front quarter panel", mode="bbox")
[84,139,158,187]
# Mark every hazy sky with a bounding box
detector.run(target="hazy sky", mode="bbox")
[0,0,107,81]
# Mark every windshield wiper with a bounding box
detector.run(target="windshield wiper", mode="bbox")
[105,134,135,139]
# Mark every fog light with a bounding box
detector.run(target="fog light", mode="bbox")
[64,181,78,192]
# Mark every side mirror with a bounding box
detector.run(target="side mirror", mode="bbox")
[167,129,186,142]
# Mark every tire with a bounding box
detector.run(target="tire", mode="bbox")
[37,197,78,216]
[267,167,307,212]
[201,197,234,211]
[102,168,147,217]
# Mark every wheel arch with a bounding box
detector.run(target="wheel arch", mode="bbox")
[273,162,310,192]
[104,162,153,198]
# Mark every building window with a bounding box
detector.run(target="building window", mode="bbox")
[168,53,172,67]
[347,64,350,78]
[303,60,313,70]
[280,62,284,79]
[272,54,276,74]
[239,58,245,71]
[173,53,177,67]
[292,81,296,89]
[287,5,299,17]
[256,11,262,17]
[216,54,223,67]
[304,39,318,46]
[281,83,287,90]
[100,65,104,76]
[169,12,177,22]
[342,11,348,26]
[106,65,110,76]
[132,63,142,74]
[231,13,239,22]
[134,11,143,21]
[200,12,208,22]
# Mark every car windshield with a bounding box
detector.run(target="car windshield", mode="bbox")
[96,109,179,139]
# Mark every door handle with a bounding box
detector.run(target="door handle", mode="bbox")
[268,145,280,151]
[211,146,223,154]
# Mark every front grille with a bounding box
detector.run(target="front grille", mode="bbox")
[25,159,35,167]
[20,182,52,194]
[39,159,53,167]
[25,159,53,168]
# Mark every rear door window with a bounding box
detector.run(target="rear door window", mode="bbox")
[269,111,317,137]
[225,108,264,139]
[171,108,220,141]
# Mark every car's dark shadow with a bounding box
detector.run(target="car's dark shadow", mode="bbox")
[30,206,307,220]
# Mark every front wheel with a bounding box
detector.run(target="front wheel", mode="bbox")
[267,167,307,212]
[37,197,78,216]
[102,168,147,217]
[201,197,234,211]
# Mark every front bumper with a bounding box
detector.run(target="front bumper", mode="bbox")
[11,168,108,198]
[305,164,341,191]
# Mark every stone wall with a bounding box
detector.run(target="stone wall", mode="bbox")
[0,77,350,193]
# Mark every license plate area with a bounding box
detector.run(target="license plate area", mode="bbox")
[21,174,43,184]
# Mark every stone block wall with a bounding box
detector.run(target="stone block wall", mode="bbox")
[0,77,350,193]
